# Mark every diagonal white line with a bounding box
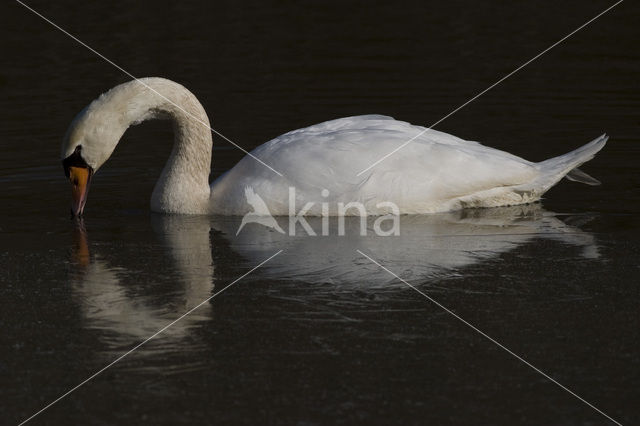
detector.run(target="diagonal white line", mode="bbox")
[18,249,283,426]
[15,0,284,177]
[356,0,624,176]
[356,249,623,426]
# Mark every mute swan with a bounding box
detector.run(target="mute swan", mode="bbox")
[61,77,607,216]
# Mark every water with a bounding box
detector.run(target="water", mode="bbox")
[1,1,639,424]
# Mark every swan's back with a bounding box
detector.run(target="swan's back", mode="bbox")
[210,115,545,215]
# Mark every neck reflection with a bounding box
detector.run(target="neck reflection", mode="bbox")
[69,215,215,356]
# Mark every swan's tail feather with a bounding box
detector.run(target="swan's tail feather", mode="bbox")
[534,134,608,191]
[566,168,602,186]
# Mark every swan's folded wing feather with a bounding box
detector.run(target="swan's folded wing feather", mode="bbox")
[259,116,537,199]
[211,116,539,214]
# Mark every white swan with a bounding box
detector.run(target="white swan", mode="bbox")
[61,77,607,216]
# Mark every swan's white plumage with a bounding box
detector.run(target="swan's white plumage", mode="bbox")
[61,78,607,216]
[210,114,606,215]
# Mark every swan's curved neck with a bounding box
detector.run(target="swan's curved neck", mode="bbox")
[109,78,213,213]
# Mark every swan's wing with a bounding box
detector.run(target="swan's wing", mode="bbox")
[263,115,535,187]
[273,115,475,146]
[211,115,538,214]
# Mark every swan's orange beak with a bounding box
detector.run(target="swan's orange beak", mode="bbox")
[68,166,92,217]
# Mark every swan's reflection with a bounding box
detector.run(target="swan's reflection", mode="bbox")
[70,215,215,354]
[209,204,598,287]
[69,204,598,355]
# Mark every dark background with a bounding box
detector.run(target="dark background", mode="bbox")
[0,1,638,425]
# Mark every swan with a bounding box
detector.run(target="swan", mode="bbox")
[61,77,607,216]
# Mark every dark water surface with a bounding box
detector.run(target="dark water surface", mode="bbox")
[1,1,639,424]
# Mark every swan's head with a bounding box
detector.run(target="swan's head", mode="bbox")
[61,90,132,216]
[61,77,212,216]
